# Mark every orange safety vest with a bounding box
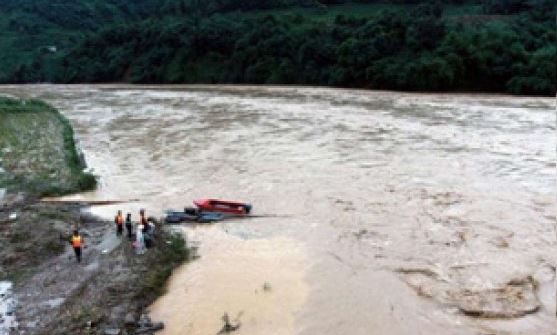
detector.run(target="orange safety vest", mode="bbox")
[72,235,82,248]
[116,215,124,225]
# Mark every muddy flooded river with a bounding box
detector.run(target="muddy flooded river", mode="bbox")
[1,85,555,334]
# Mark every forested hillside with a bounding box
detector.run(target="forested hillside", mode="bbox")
[1,0,555,95]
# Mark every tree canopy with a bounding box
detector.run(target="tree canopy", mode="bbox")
[0,0,555,95]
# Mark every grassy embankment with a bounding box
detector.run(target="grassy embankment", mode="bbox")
[0,97,96,196]
[0,97,97,281]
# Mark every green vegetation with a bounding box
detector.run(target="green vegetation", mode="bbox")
[0,0,167,82]
[0,97,96,196]
[0,0,555,95]
[137,232,190,300]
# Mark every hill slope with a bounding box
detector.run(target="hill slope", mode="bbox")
[0,0,555,95]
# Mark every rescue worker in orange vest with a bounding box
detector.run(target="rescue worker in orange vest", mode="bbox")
[115,210,124,236]
[71,230,84,263]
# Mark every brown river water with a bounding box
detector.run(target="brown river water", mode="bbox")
[1,85,555,334]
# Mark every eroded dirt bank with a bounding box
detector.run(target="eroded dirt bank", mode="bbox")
[0,193,188,335]
[1,85,555,335]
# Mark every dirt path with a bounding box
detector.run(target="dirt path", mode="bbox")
[14,217,120,333]
[11,211,189,335]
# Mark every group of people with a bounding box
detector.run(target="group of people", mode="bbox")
[114,210,136,239]
[70,208,157,263]
[115,209,156,254]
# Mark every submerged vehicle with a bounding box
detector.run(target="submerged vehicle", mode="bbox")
[193,199,252,215]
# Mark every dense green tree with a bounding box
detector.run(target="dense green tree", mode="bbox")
[0,0,554,95]
[506,46,556,95]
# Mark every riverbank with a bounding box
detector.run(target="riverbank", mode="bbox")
[0,97,96,196]
[0,97,98,282]
[15,214,189,335]
[2,194,190,334]
[0,97,190,334]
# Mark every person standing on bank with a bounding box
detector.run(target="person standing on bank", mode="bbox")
[115,210,124,236]
[136,220,146,255]
[139,209,148,226]
[125,212,133,239]
[135,209,148,254]
[70,230,84,263]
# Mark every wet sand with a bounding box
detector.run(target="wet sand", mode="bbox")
[0,84,555,334]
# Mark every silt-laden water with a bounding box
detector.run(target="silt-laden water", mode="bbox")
[1,85,555,335]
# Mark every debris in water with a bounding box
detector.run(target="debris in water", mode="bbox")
[395,267,440,280]
[217,313,241,334]
[263,282,272,292]
[452,276,541,318]
[399,267,543,319]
